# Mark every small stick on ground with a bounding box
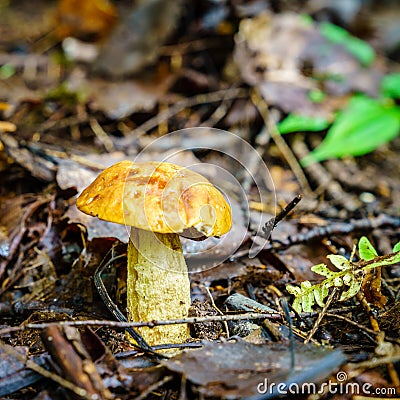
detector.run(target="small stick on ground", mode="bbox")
[115,87,248,147]
[204,285,230,337]
[0,312,287,336]
[0,341,92,399]
[263,194,302,237]
[89,118,114,152]
[305,288,337,344]
[251,91,313,195]
[133,375,173,400]
[291,135,360,211]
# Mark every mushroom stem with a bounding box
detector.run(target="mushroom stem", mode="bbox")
[127,227,191,345]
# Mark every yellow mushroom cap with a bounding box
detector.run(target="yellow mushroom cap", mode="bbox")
[76,160,232,237]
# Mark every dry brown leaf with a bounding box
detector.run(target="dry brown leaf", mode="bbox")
[362,268,388,308]
[163,341,345,399]
[67,73,176,119]
[234,11,383,118]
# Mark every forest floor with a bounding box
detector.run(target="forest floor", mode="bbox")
[0,1,400,399]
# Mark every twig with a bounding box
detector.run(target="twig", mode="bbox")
[115,87,248,148]
[291,135,360,211]
[199,89,237,128]
[251,91,312,194]
[93,253,158,356]
[0,312,286,336]
[204,286,230,337]
[305,288,337,344]
[325,312,379,341]
[240,124,271,194]
[133,375,173,400]
[231,214,400,259]
[263,194,302,236]
[115,341,203,358]
[0,341,93,399]
[89,118,114,152]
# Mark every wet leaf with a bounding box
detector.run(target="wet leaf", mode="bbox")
[362,269,387,308]
[235,11,383,118]
[162,341,345,399]
[0,344,47,396]
[84,76,176,119]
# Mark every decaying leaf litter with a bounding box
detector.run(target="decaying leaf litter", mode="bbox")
[0,0,400,399]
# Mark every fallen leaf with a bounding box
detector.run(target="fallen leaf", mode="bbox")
[162,340,346,399]
[234,11,383,118]
[0,344,47,396]
[67,74,176,119]
[94,0,183,76]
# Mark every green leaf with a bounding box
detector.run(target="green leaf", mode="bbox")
[288,236,400,314]
[278,114,330,134]
[342,272,354,286]
[313,284,329,307]
[333,276,344,287]
[339,279,362,301]
[292,297,302,314]
[286,285,301,296]
[308,89,326,103]
[327,254,351,270]
[320,22,375,66]
[0,64,16,79]
[382,73,400,99]
[301,96,400,166]
[302,289,315,313]
[358,236,378,261]
[311,263,334,277]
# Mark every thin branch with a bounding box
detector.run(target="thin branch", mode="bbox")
[0,341,93,399]
[251,91,313,194]
[115,87,249,148]
[0,312,285,336]
[305,288,337,344]
[133,375,173,400]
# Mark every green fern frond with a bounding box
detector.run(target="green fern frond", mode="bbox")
[286,236,400,314]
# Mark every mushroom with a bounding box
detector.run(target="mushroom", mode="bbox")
[76,160,232,345]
